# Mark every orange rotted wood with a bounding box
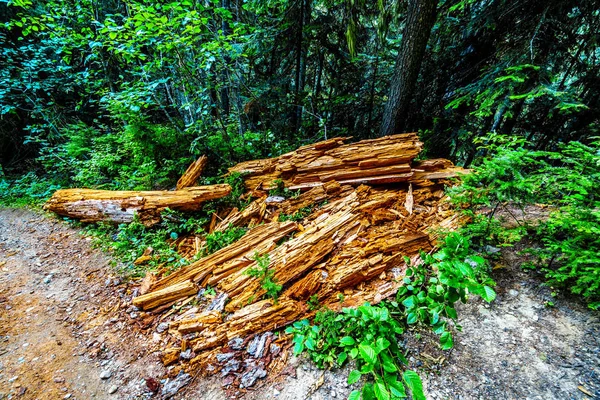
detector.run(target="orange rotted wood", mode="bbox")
[44,184,231,224]
[176,155,208,190]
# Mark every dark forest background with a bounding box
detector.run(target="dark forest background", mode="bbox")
[1,0,598,191]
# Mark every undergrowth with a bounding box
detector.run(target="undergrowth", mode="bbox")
[450,133,600,309]
[246,252,282,301]
[288,233,496,400]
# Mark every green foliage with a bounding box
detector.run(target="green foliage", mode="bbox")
[287,233,495,400]
[397,233,496,350]
[269,179,300,199]
[37,120,192,190]
[278,206,313,222]
[0,172,62,207]
[204,172,251,212]
[286,303,424,400]
[246,252,282,301]
[451,134,600,309]
[307,294,321,311]
[204,225,248,255]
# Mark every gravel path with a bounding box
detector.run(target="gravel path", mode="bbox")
[0,207,598,400]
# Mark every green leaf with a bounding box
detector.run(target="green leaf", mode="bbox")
[445,306,458,320]
[402,370,425,400]
[482,286,496,302]
[340,336,356,346]
[293,339,304,355]
[348,370,362,385]
[348,390,361,400]
[374,380,391,400]
[440,331,454,350]
[305,336,315,350]
[358,343,377,364]
[362,383,376,400]
[406,312,417,324]
[386,376,407,397]
[402,296,416,308]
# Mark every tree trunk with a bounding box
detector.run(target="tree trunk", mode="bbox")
[221,0,231,115]
[380,0,438,136]
[44,185,231,225]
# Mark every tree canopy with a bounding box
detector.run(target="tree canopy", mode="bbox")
[0,0,598,188]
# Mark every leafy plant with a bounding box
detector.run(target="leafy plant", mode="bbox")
[204,225,248,255]
[451,134,600,309]
[397,232,496,350]
[278,206,313,222]
[246,252,282,301]
[307,294,321,311]
[269,179,300,199]
[286,304,425,400]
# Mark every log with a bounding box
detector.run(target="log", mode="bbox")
[132,280,198,310]
[177,155,208,190]
[229,133,422,190]
[44,184,231,224]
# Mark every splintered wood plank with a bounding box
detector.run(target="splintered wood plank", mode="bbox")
[132,280,198,310]
[148,221,297,293]
[213,198,266,232]
[177,155,208,189]
[44,184,231,224]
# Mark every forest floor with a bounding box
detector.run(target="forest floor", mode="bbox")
[0,207,598,400]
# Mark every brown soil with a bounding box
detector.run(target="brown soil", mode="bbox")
[1,207,598,400]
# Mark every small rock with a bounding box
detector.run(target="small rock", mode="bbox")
[206,293,229,313]
[240,368,267,388]
[156,323,169,334]
[43,275,53,284]
[228,337,244,350]
[63,394,72,399]
[265,196,286,204]
[270,344,281,356]
[221,358,241,376]
[161,373,192,398]
[108,385,118,394]
[216,352,235,363]
[54,377,65,384]
[484,245,501,254]
[180,349,194,360]
[129,312,139,319]
[508,289,519,297]
[100,370,112,380]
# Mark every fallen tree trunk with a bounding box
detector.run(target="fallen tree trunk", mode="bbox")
[177,155,208,190]
[44,184,231,225]
[229,133,423,190]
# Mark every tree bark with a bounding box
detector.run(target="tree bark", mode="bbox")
[380,0,438,136]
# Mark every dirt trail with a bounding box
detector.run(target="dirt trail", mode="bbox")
[0,208,598,400]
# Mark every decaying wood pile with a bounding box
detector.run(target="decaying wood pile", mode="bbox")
[44,133,467,391]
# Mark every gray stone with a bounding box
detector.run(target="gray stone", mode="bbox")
[100,370,112,380]
[265,196,286,204]
[161,373,192,398]
[206,293,229,312]
[108,385,118,394]
[180,349,194,360]
[216,352,235,363]
[228,337,244,350]
[240,368,267,388]
[156,322,169,333]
